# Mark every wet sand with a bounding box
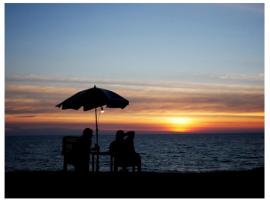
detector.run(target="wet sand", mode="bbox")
[5,167,264,198]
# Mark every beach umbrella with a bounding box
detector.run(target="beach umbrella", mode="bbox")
[56,85,129,146]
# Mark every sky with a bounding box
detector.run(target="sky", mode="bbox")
[5,3,264,135]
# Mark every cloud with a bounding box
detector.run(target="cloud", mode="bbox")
[219,73,264,81]
[6,74,163,88]
[6,73,264,92]
[128,92,264,114]
[6,84,77,96]
[5,77,264,116]
[5,72,264,132]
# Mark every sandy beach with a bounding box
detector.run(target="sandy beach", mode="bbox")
[5,167,264,198]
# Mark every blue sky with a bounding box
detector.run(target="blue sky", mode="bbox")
[6,4,264,83]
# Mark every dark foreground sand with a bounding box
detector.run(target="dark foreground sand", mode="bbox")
[5,167,264,198]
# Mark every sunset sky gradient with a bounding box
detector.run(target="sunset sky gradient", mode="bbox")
[5,4,264,135]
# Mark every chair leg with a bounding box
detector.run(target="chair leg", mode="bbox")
[110,156,113,172]
[138,164,141,172]
[114,165,118,172]
[63,158,67,171]
[137,160,141,172]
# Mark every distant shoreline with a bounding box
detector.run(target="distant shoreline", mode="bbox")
[5,167,264,198]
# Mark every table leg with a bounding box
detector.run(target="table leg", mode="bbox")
[96,153,99,172]
[92,154,95,172]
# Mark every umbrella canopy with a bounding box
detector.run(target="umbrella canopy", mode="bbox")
[56,85,129,111]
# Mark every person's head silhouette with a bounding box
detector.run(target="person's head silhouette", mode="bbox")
[116,130,125,141]
[82,128,93,138]
[126,131,135,140]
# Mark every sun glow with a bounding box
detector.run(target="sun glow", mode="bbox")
[168,117,191,124]
[166,117,194,132]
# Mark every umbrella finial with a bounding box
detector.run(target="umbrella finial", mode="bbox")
[94,85,96,88]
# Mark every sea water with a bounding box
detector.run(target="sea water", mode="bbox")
[5,133,264,172]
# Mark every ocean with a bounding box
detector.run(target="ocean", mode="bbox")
[5,133,264,172]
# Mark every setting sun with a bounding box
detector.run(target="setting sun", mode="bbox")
[165,117,194,132]
[168,117,191,124]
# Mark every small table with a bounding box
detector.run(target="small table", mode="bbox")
[91,151,112,172]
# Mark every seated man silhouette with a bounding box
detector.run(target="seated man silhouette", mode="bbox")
[124,131,141,172]
[73,128,93,172]
[109,130,127,171]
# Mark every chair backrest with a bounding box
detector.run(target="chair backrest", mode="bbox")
[62,136,80,155]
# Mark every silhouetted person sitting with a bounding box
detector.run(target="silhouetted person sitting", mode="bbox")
[124,131,141,172]
[110,130,141,172]
[73,128,93,172]
[109,130,127,172]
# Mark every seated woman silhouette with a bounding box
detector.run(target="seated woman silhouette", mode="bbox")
[124,131,141,172]
[74,128,93,172]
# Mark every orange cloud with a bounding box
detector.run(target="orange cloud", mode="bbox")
[5,77,264,134]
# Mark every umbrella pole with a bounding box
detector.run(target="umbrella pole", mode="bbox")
[94,107,99,172]
[95,107,98,145]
